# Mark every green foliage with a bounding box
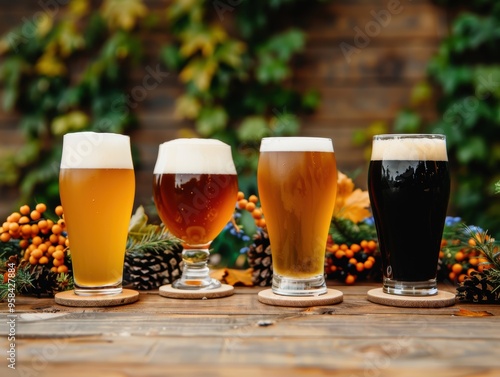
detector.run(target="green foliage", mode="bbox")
[161,0,322,193]
[378,1,500,236]
[0,0,145,211]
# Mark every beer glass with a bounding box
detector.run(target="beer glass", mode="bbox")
[368,134,450,296]
[257,137,338,296]
[59,132,135,295]
[153,138,238,290]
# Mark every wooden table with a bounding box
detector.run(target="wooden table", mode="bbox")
[2,283,500,377]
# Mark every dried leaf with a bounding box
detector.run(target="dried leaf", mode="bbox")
[211,268,253,287]
[455,308,494,317]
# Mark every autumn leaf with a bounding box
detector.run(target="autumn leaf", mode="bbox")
[333,171,371,223]
[211,268,253,287]
[35,52,67,77]
[101,0,147,31]
[454,308,493,317]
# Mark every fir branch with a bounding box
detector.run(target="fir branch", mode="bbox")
[126,226,181,256]
[464,225,500,292]
[0,265,34,300]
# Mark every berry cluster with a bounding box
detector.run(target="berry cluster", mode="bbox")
[0,204,70,274]
[324,235,379,284]
[440,236,493,284]
[236,191,266,228]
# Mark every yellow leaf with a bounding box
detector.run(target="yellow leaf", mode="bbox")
[455,308,493,317]
[179,58,218,91]
[35,52,67,77]
[101,0,147,30]
[333,171,371,223]
[211,268,253,287]
[175,95,201,120]
[36,13,53,38]
[69,0,90,17]
[179,25,227,58]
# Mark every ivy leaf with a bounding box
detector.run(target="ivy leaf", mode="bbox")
[179,24,227,58]
[410,81,433,106]
[393,109,421,133]
[270,110,299,136]
[457,136,487,164]
[180,57,218,91]
[237,116,268,142]
[160,44,183,70]
[195,106,228,136]
[473,66,500,99]
[35,52,67,77]
[51,111,89,135]
[215,40,246,69]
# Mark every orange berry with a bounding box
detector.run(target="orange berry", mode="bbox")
[20,205,30,216]
[50,267,58,273]
[439,251,445,259]
[51,224,62,235]
[57,265,69,274]
[345,274,356,285]
[8,212,21,223]
[38,219,48,230]
[467,268,476,276]
[238,199,248,209]
[252,209,263,219]
[349,257,357,265]
[237,191,245,200]
[31,248,43,259]
[38,256,49,264]
[19,216,30,224]
[0,232,11,242]
[340,244,348,251]
[55,206,64,216]
[20,224,32,236]
[29,256,38,265]
[30,210,41,221]
[364,260,373,269]
[451,263,463,274]
[360,240,368,249]
[448,272,456,281]
[455,251,464,262]
[469,258,479,266]
[245,202,256,212]
[49,234,59,244]
[468,238,476,247]
[31,224,39,235]
[52,258,64,267]
[345,249,354,259]
[32,236,42,246]
[248,195,258,203]
[329,265,337,272]
[356,262,364,272]
[350,244,361,253]
[19,239,29,249]
[35,203,47,213]
[256,219,266,228]
[58,235,66,245]
[335,250,345,259]
[329,244,339,252]
[367,240,377,251]
[9,223,20,232]
[458,274,466,283]
[52,250,64,260]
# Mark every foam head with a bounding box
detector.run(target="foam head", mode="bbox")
[371,134,448,161]
[154,138,236,175]
[260,137,334,152]
[60,132,133,169]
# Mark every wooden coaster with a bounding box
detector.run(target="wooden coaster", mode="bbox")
[54,289,139,307]
[367,288,456,308]
[159,284,234,299]
[257,288,343,307]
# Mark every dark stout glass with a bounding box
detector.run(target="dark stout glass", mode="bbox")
[368,135,450,296]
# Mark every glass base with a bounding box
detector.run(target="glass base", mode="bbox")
[74,283,122,296]
[272,273,327,296]
[173,247,221,290]
[172,277,221,290]
[383,278,438,296]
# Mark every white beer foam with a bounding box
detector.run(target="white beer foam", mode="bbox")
[371,135,448,161]
[60,132,133,169]
[260,137,334,152]
[154,138,237,174]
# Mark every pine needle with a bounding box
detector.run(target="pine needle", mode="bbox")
[126,226,182,256]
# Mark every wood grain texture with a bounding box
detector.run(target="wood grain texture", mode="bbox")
[2,284,500,377]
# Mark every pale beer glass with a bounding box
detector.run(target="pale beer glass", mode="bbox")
[153,139,238,290]
[368,134,450,296]
[59,132,135,295]
[257,137,338,296]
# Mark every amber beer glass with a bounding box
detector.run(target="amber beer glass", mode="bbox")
[59,132,135,295]
[153,139,238,290]
[368,134,450,296]
[257,137,337,296]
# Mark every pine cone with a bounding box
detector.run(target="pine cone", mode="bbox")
[456,270,500,303]
[123,243,183,290]
[247,229,273,287]
[22,265,59,297]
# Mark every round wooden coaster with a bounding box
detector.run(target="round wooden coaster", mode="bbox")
[54,289,139,307]
[367,288,456,308]
[159,284,234,299]
[257,288,343,307]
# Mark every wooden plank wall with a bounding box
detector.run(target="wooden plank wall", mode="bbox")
[0,0,447,219]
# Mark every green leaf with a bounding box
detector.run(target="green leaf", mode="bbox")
[237,116,268,142]
[393,110,421,133]
[195,106,228,136]
[457,136,487,164]
[160,44,183,70]
[270,109,300,136]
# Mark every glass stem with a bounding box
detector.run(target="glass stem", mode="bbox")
[172,248,221,290]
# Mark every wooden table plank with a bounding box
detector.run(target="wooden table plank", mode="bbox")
[2,284,500,377]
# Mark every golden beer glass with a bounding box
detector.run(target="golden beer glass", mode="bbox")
[59,132,135,295]
[258,137,338,296]
[153,138,238,290]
